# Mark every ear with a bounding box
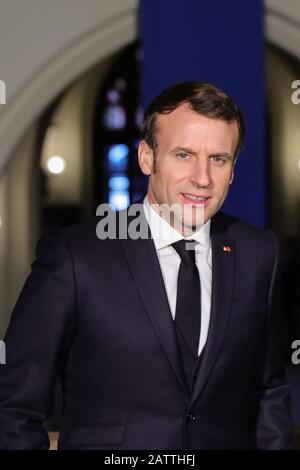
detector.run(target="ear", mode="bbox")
[138,140,154,175]
[229,168,234,185]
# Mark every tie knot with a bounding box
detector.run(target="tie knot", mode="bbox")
[171,239,197,265]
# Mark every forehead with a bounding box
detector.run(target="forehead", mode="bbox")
[155,103,239,152]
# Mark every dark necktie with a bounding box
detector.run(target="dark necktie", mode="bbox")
[172,239,201,390]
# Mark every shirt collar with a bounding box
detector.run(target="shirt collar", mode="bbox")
[143,195,211,251]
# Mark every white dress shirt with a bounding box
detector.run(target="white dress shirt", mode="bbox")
[143,196,212,357]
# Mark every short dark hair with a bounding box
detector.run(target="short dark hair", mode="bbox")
[140,81,245,160]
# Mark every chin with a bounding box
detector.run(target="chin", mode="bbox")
[182,216,204,231]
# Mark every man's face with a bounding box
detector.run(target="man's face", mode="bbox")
[138,103,239,234]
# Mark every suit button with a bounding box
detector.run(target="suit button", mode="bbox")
[186,413,196,421]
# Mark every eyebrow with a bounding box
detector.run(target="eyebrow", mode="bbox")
[171,146,232,158]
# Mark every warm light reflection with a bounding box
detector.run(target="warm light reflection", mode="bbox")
[47,156,66,174]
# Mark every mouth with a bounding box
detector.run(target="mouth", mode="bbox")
[181,192,211,204]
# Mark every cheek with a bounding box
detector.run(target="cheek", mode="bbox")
[158,169,178,188]
[151,171,170,199]
[214,172,232,194]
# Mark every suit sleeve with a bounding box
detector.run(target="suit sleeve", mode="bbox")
[0,230,77,449]
[255,231,293,449]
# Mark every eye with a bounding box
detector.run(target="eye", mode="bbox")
[176,152,189,160]
[211,155,226,165]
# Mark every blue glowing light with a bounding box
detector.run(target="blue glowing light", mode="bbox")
[109,190,130,211]
[108,144,129,171]
[108,175,130,191]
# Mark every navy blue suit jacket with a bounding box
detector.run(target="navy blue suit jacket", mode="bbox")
[0,209,293,449]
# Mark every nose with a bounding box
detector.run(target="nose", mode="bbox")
[190,160,211,188]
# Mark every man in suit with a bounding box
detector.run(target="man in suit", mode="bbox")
[0,82,293,449]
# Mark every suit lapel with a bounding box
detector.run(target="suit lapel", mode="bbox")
[119,213,189,399]
[190,214,235,408]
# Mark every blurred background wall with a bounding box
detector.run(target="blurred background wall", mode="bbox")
[0,0,300,442]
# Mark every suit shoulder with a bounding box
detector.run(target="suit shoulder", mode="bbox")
[60,216,99,241]
[58,214,125,256]
[41,217,103,257]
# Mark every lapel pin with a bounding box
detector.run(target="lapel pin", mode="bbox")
[223,245,231,252]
